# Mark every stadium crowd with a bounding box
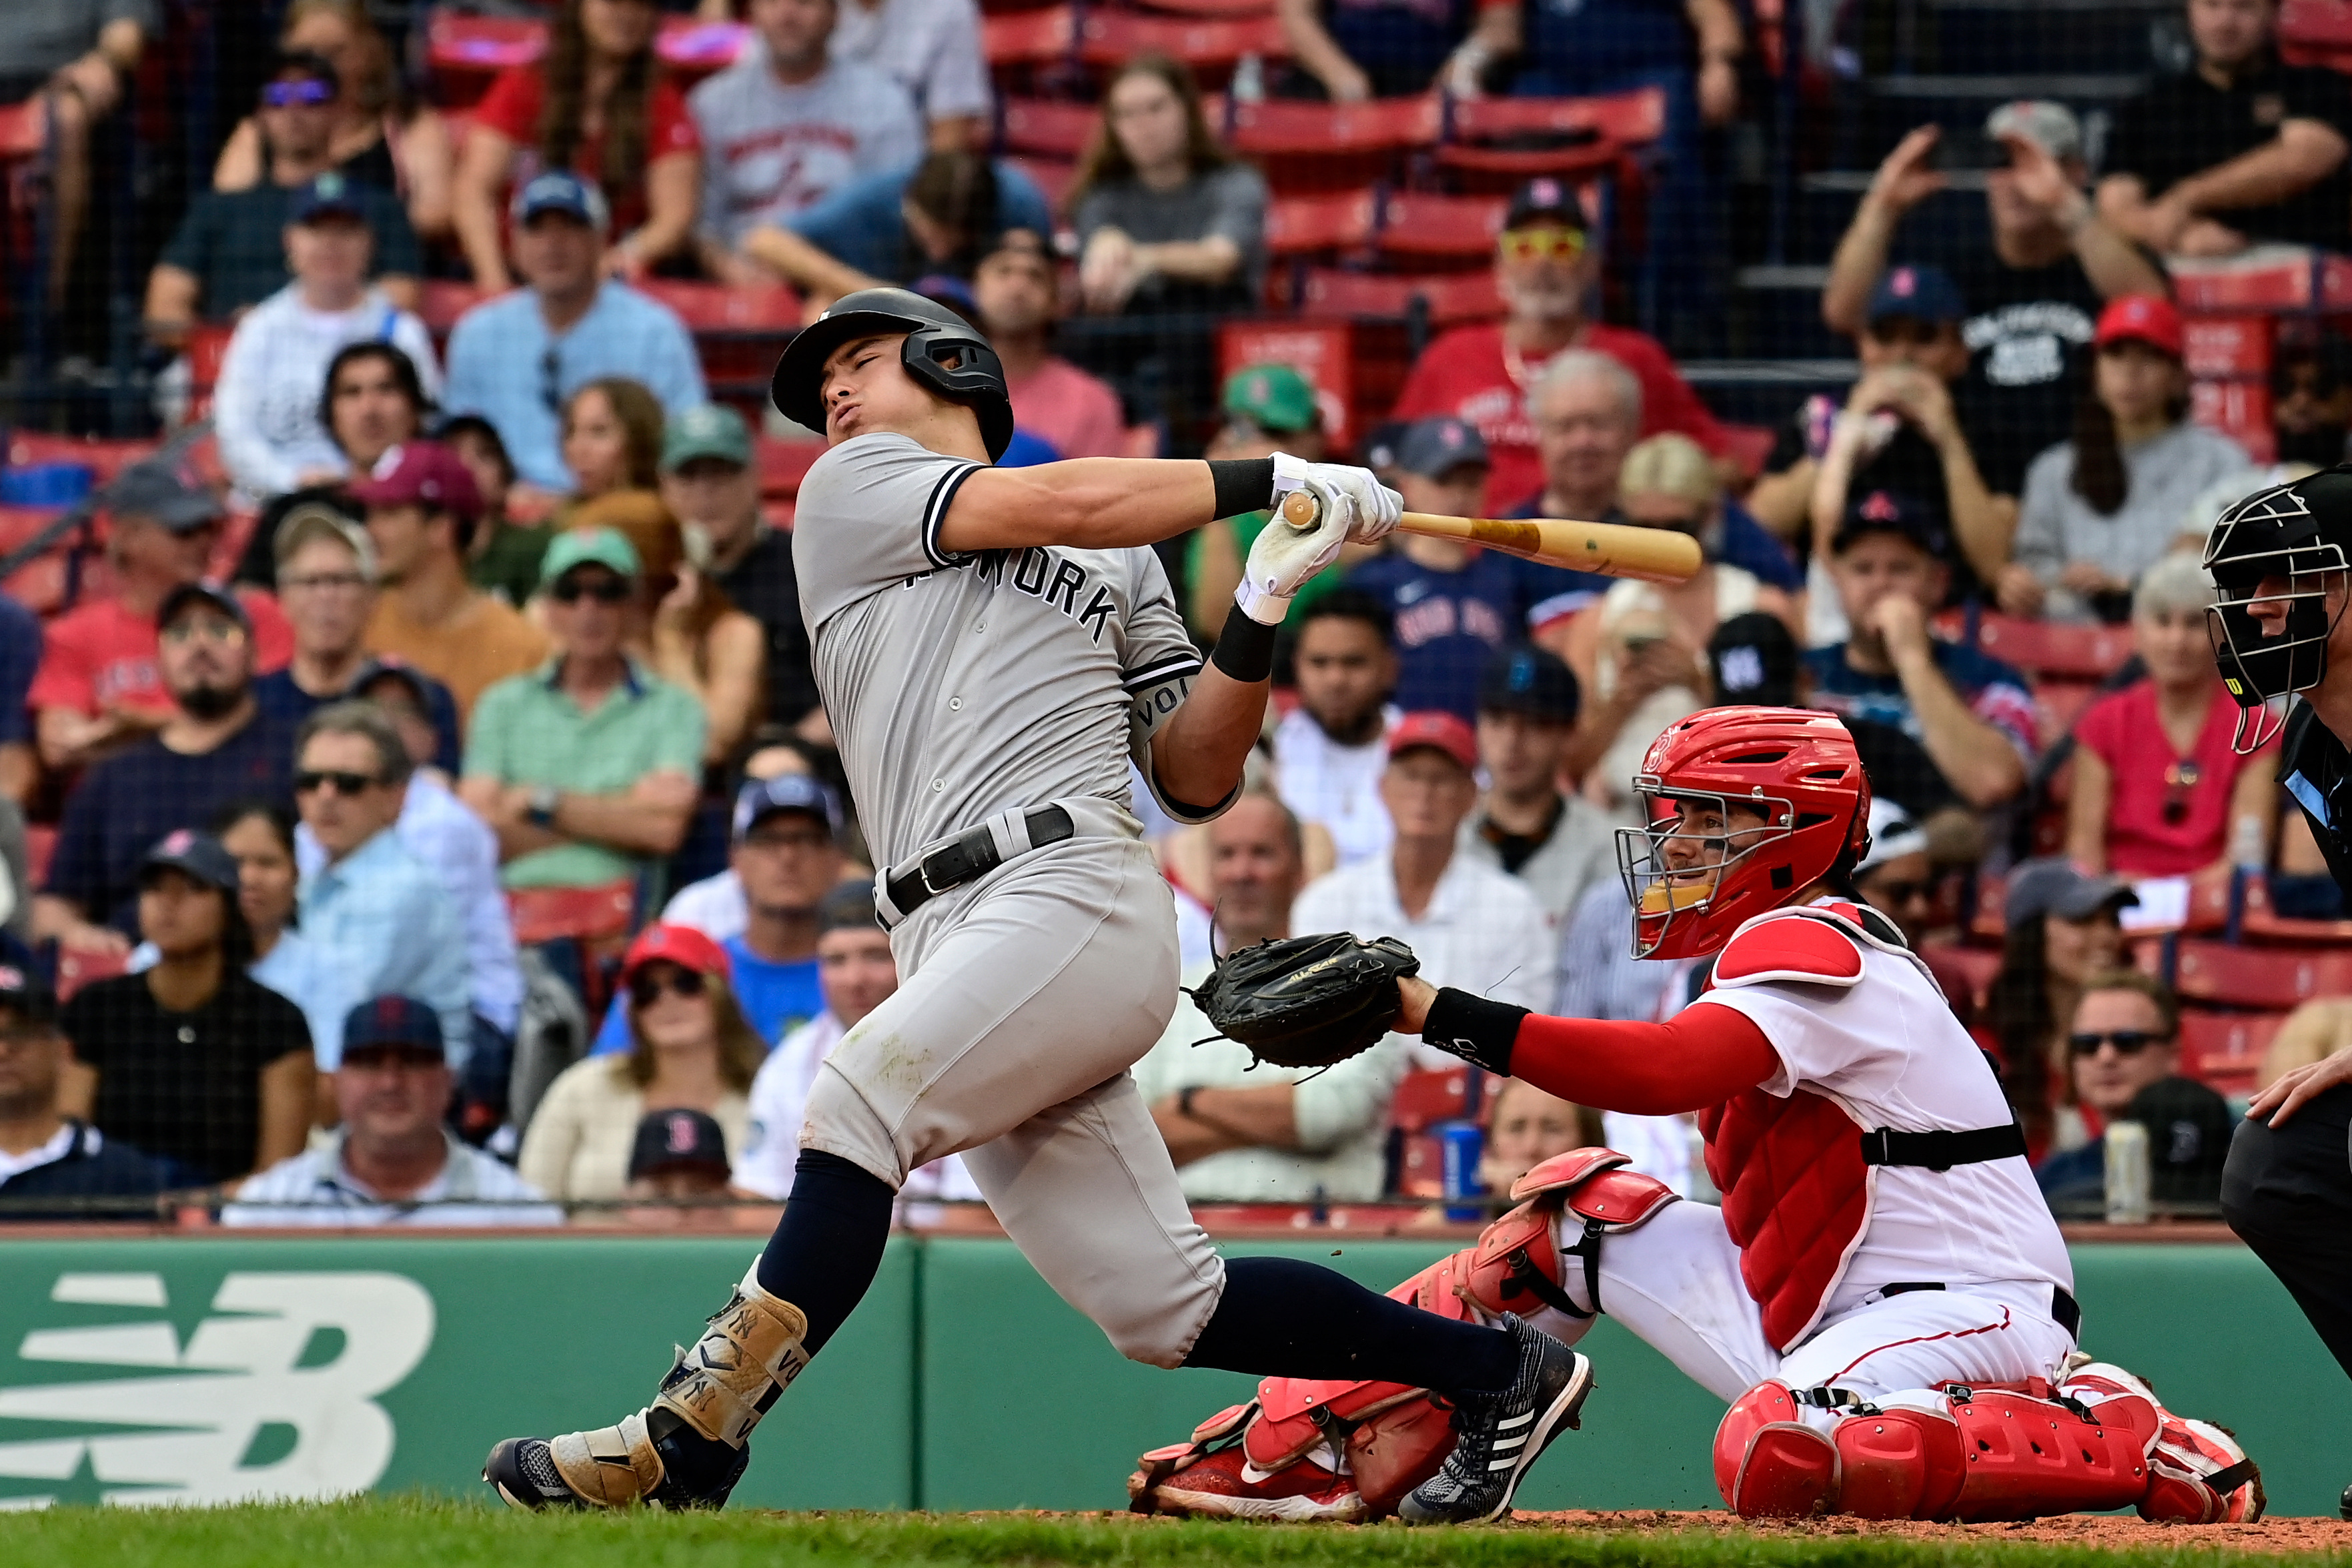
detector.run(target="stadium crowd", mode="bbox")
[3,0,2352,1241]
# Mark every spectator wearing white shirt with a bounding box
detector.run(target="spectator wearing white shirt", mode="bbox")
[1292,712,1554,1070]
[1455,645,1616,930]
[690,0,924,284]
[213,173,442,504]
[1133,794,1408,1203]
[1271,590,1399,869]
[827,0,991,151]
[736,882,977,1203]
[225,996,560,1227]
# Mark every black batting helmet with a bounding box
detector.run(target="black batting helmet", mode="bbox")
[770,287,1015,461]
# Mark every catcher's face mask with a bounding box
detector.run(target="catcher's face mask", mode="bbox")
[2205,479,2351,754]
[1616,790,1791,959]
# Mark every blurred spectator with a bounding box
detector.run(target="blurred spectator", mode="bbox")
[1619,428,1802,595]
[33,461,294,772]
[0,593,40,806]
[442,172,707,496]
[564,491,766,767]
[1757,266,2012,599]
[828,0,991,151]
[2,0,145,320]
[1852,798,1936,949]
[204,800,312,1002]
[979,229,1128,462]
[2271,332,2352,467]
[443,416,548,608]
[738,881,976,1201]
[660,742,842,935]
[1457,646,1614,928]
[1502,352,1645,632]
[1187,366,1335,637]
[284,703,471,1074]
[660,406,821,730]
[1071,56,1267,315]
[2099,0,2352,257]
[2003,297,2249,622]
[226,996,558,1227]
[320,341,430,483]
[624,1106,736,1213]
[2033,972,2229,1212]
[744,151,1052,303]
[358,442,553,721]
[2069,554,2277,889]
[1135,794,1409,1201]
[519,924,760,1202]
[59,832,314,1185]
[0,967,175,1219]
[1477,1076,1607,1199]
[1391,179,1728,512]
[1822,105,2167,498]
[253,504,463,772]
[1802,491,2035,808]
[1986,858,2135,1156]
[1293,713,1553,1068]
[1277,0,1468,101]
[461,529,704,893]
[35,586,297,952]
[452,0,702,291]
[145,53,422,338]
[558,378,665,520]
[212,1,456,243]
[1555,878,1671,1024]
[691,0,923,281]
[1271,591,1400,869]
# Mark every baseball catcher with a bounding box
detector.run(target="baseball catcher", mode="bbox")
[1133,705,2262,1525]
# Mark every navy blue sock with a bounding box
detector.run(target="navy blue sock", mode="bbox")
[1181,1256,1519,1401]
[752,1148,897,1355]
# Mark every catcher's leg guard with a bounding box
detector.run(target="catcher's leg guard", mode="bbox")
[2057,1361,2265,1523]
[484,1263,810,1511]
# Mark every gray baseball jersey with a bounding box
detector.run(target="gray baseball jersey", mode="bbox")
[792,432,1222,868]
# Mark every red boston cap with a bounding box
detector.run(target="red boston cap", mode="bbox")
[2093,294,2183,358]
[346,440,483,520]
[1387,710,1480,773]
[621,922,734,986]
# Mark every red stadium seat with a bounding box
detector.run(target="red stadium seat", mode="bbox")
[1721,424,1776,482]
[1218,320,1356,445]
[1295,266,1504,324]
[5,434,157,487]
[2172,938,2352,1006]
[1437,87,1664,183]
[1076,11,1289,71]
[2281,0,2352,65]
[985,6,1078,66]
[1005,155,1076,213]
[0,100,43,160]
[999,97,1099,159]
[1135,0,1277,16]
[2177,1008,2286,1096]
[2034,677,2103,750]
[1377,190,1509,261]
[55,948,128,1002]
[758,439,827,499]
[426,13,546,106]
[1970,614,2134,680]
[418,280,488,335]
[1224,95,1442,193]
[1390,1066,1478,1132]
[507,882,636,948]
[635,279,801,331]
[1264,189,1378,256]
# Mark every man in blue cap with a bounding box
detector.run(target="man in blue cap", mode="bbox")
[442,171,706,496]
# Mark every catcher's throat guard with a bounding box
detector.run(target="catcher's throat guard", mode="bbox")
[2203,474,2352,755]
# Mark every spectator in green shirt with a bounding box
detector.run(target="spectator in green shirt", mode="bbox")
[442,415,550,608]
[458,528,704,894]
[1183,363,1334,638]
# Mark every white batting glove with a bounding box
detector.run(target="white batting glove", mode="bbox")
[1236,473,1350,624]
[1271,452,1403,545]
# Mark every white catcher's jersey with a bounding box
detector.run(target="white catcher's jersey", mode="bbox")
[793,433,1219,868]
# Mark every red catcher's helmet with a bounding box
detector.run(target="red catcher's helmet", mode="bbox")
[1615,706,1872,960]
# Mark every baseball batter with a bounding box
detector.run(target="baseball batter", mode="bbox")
[486,289,1590,1514]
[1133,707,2263,1526]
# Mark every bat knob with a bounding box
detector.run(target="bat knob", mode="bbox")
[1279,490,1320,529]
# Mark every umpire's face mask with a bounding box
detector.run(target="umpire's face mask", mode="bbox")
[2204,478,2352,753]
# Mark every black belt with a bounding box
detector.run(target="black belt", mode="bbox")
[1881,1281,2081,1338]
[885,804,1075,922]
[1860,1122,2028,1172]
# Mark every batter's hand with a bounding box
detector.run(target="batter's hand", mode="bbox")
[1273,452,1403,545]
[1237,473,1349,624]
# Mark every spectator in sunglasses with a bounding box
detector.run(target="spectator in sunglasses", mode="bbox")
[519,923,762,1203]
[2068,553,2278,896]
[460,528,705,898]
[1391,177,1728,514]
[1985,857,2137,1158]
[2034,970,2229,1213]
[281,701,469,1090]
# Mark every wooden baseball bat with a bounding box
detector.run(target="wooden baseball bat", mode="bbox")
[1279,490,1701,584]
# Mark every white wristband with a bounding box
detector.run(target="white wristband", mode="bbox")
[1235,578,1292,626]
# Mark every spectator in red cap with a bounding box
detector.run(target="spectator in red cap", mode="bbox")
[356,441,552,722]
[2000,295,2251,622]
[517,924,765,1203]
[1291,711,1553,1070]
[1388,177,1728,513]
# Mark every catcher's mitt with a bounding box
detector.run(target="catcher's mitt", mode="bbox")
[1186,932,1421,1070]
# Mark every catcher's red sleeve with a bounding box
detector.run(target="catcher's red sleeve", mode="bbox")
[1507,1003,1778,1114]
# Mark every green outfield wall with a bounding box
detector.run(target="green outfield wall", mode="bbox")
[0,1235,2341,1515]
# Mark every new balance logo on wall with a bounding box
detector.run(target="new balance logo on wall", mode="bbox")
[0,1272,434,1507]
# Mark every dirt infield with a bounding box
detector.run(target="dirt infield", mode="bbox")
[1507,1510,2352,1554]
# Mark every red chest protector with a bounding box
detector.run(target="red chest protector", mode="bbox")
[1694,902,1930,1353]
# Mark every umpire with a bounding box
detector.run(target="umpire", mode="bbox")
[2204,470,2352,1519]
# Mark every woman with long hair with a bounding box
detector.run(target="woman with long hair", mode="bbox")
[518,926,765,1202]
[1069,54,1267,315]
[1984,860,2133,1158]
[212,0,457,241]
[1999,295,2249,622]
[452,0,702,291]
[558,377,666,507]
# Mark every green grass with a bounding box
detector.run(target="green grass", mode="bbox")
[0,1497,2332,1568]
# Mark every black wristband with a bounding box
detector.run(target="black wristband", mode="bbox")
[1207,458,1277,520]
[1420,988,1528,1076]
[1209,602,1278,682]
